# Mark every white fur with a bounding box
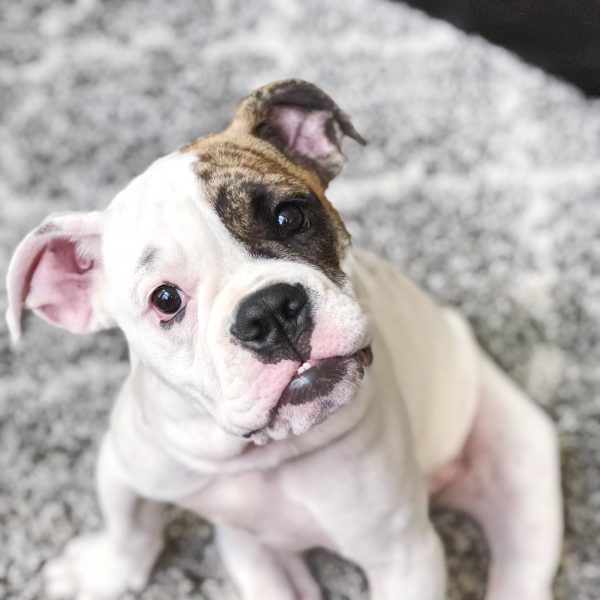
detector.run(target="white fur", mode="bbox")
[7,151,562,599]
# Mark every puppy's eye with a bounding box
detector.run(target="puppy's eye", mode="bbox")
[275,204,307,234]
[151,284,182,314]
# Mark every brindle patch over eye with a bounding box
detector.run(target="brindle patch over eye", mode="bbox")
[214,182,346,284]
[185,138,351,285]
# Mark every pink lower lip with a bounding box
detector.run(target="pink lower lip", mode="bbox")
[243,345,373,439]
[279,344,374,406]
[290,345,373,382]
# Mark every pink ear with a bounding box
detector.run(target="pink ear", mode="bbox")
[5,212,112,342]
[232,80,365,185]
[268,106,342,172]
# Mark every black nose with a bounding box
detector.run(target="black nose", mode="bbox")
[231,283,312,362]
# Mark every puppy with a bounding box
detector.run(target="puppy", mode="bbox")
[6,80,563,600]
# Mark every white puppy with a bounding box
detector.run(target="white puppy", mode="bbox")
[6,80,562,600]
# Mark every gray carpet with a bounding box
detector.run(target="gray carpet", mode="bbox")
[2,1,599,598]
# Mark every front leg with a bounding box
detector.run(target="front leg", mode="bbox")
[44,433,165,599]
[216,525,322,600]
[336,485,445,600]
[285,404,447,600]
[362,524,445,600]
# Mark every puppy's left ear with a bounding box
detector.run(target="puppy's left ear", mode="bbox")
[5,211,114,343]
[228,79,366,186]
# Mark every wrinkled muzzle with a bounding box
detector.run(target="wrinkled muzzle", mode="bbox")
[208,269,372,444]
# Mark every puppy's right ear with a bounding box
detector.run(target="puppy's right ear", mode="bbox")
[5,211,114,344]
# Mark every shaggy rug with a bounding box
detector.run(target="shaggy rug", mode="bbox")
[2,0,599,598]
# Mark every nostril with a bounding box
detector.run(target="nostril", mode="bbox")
[283,296,305,319]
[246,318,266,341]
[232,317,267,342]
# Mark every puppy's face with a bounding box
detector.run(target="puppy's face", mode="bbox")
[6,80,372,444]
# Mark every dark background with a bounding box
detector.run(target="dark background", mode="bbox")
[399,0,600,95]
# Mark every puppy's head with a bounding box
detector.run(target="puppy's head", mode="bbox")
[6,80,372,444]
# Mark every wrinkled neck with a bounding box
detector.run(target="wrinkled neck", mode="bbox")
[129,358,248,465]
[120,355,373,477]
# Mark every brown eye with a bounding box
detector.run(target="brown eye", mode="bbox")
[151,285,182,314]
[275,204,307,234]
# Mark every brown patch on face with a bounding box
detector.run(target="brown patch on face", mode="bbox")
[181,131,351,284]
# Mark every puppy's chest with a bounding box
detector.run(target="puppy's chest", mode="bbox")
[179,470,332,551]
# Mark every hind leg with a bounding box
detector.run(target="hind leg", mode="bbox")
[433,355,563,600]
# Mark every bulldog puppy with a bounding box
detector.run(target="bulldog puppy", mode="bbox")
[6,80,562,600]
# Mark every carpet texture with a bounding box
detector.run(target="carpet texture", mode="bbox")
[2,1,599,598]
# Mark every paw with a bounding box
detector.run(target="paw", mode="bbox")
[44,532,163,599]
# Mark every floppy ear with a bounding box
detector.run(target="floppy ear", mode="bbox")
[228,79,366,186]
[5,211,114,343]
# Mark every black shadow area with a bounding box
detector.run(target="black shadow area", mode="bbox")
[395,0,600,96]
